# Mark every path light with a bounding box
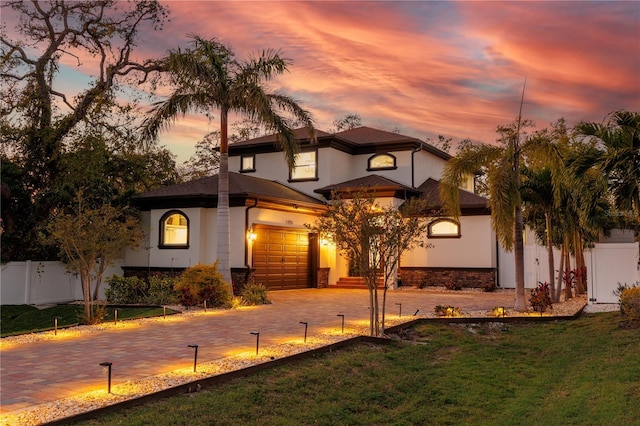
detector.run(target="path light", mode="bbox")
[204,300,207,312]
[250,331,260,355]
[300,321,308,342]
[54,316,62,335]
[337,314,345,333]
[163,306,166,319]
[113,309,118,326]
[396,303,402,318]
[187,344,198,372]
[99,362,112,393]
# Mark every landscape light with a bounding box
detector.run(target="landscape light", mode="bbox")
[300,321,308,342]
[187,344,198,372]
[250,331,260,355]
[204,300,207,312]
[395,303,402,318]
[163,306,166,319]
[99,362,112,393]
[337,314,345,333]
[113,309,118,325]
[54,316,62,335]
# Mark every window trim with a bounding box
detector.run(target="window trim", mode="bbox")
[159,210,190,249]
[288,148,319,182]
[427,218,461,239]
[367,153,397,171]
[240,154,256,173]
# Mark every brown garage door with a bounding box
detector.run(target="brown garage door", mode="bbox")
[252,225,312,290]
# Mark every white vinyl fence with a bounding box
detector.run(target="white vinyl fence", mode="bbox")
[1,260,123,305]
[499,242,640,304]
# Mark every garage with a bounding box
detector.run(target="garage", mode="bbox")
[252,225,316,290]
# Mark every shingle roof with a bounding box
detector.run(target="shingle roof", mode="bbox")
[134,172,326,210]
[413,178,489,214]
[314,175,421,198]
[227,126,451,160]
[334,127,420,145]
[228,127,327,148]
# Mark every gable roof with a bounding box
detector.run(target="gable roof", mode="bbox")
[228,126,451,160]
[413,178,490,215]
[314,174,421,199]
[134,172,326,212]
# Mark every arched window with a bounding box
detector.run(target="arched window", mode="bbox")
[367,153,396,171]
[159,210,189,248]
[427,218,460,238]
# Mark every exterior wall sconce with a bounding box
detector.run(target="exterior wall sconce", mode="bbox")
[320,238,329,246]
[99,362,112,393]
[187,344,198,372]
[247,229,257,242]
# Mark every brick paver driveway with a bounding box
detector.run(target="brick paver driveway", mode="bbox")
[0,288,514,415]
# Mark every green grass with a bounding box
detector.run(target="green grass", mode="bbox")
[0,305,177,337]
[80,312,639,426]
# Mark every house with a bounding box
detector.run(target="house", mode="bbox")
[124,127,496,291]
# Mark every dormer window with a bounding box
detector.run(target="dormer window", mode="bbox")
[240,154,255,173]
[368,153,396,171]
[160,210,189,248]
[427,218,460,238]
[290,149,318,181]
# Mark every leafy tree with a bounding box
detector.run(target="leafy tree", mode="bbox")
[143,35,314,291]
[573,110,640,227]
[308,193,428,336]
[332,113,362,132]
[0,0,169,260]
[440,118,533,311]
[45,194,143,323]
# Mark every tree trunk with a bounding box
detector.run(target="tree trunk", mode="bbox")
[217,109,233,293]
[381,283,388,336]
[556,245,564,302]
[373,285,380,336]
[513,205,527,311]
[563,236,573,300]
[368,286,375,336]
[81,271,92,323]
[545,213,558,302]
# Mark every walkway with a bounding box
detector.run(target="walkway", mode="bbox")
[0,288,515,421]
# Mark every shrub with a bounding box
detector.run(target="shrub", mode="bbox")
[240,281,271,306]
[174,262,232,308]
[105,275,147,304]
[616,281,640,329]
[530,281,553,313]
[444,281,461,291]
[434,305,461,317]
[146,275,179,305]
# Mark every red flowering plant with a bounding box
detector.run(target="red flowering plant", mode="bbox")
[530,281,553,313]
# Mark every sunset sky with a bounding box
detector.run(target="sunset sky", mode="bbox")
[4,1,640,161]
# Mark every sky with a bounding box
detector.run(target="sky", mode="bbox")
[4,1,640,162]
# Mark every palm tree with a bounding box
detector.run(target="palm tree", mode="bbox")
[440,118,531,311]
[143,35,314,290]
[573,111,640,225]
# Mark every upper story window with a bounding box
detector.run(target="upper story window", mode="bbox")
[427,218,460,238]
[160,210,189,248]
[290,149,318,181]
[240,154,255,173]
[368,153,396,171]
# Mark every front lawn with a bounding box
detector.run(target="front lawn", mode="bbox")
[0,304,177,337]
[80,312,639,425]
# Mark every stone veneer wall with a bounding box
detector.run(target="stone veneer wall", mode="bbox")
[317,268,330,288]
[399,267,497,291]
